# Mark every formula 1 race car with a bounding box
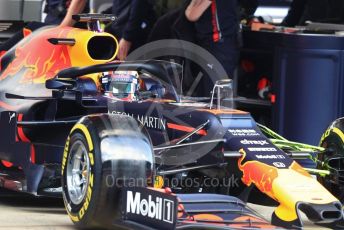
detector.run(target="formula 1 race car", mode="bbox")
[0,14,342,229]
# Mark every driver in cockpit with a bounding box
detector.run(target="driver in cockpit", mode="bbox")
[101,71,141,101]
[101,70,166,101]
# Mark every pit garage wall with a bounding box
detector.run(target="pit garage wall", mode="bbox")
[242,30,344,146]
[0,0,42,21]
[273,33,344,146]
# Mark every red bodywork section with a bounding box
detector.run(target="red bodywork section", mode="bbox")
[238,150,278,197]
[0,27,73,83]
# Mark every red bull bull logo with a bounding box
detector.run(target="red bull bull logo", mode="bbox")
[0,27,73,83]
[238,149,278,197]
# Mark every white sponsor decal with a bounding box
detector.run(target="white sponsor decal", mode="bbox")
[228,129,260,136]
[111,111,166,130]
[248,147,277,152]
[256,154,286,159]
[240,139,268,146]
[126,191,174,223]
[273,162,286,168]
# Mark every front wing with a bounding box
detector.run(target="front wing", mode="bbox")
[119,187,278,230]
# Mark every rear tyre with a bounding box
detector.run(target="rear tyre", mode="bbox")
[318,118,344,202]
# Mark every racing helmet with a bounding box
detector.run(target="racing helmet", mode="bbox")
[102,71,140,100]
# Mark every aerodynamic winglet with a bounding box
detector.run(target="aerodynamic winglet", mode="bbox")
[47,38,75,46]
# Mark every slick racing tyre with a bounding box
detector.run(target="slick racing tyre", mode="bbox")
[62,117,103,228]
[318,118,344,202]
[61,114,154,229]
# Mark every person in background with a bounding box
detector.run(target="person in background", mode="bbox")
[106,0,156,60]
[282,0,344,27]
[22,0,156,61]
[44,0,89,26]
[0,0,88,52]
[148,0,257,96]
[185,0,240,94]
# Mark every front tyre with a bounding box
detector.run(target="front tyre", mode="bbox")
[318,118,344,202]
[61,114,154,229]
[62,121,102,228]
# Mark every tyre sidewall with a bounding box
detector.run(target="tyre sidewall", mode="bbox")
[61,122,102,228]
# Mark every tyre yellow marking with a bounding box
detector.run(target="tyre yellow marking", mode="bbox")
[320,129,331,145]
[61,137,70,176]
[71,124,94,151]
[79,206,85,219]
[89,152,94,166]
[68,213,79,222]
[332,127,344,143]
[83,194,89,212]
[89,172,94,187]
[78,172,94,220]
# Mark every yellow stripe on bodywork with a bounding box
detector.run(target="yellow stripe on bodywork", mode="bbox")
[65,28,119,87]
[271,128,344,222]
[67,29,118,67]
[272,168,338,221]
[71,124,94,151]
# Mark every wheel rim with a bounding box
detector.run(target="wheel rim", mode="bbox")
[66,140,90,205]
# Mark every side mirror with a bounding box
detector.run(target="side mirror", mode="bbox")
[46,79,75,90]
